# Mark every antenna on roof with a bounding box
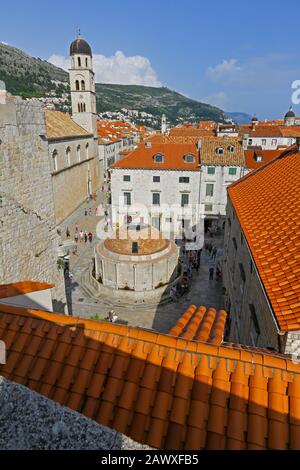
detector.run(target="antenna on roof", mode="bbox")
[77,27,81,37]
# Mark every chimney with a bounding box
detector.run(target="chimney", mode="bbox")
[296,137,300,152]
[145,141,152,149]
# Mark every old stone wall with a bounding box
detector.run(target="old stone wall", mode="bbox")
[50,137,100,224]
[0,96,66,311]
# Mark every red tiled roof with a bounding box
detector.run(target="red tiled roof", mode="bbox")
[228,146,300,331]
[0,282,54,300]
[245,149,284,169]
[168,305,227,344]
[240,124,300,139]
[1,302,300,450]
[112,143,200,171]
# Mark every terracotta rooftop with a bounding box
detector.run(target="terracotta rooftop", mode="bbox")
[240,124,300,138]
[45,110,91,139]
[228,146,300,332]
[168,304,227,344]
[245,149,284,169]
[103,225,169,256]
[199,137,245,166]
[0,281,54,300]
[1,301,300,450]
[112,143,200,171]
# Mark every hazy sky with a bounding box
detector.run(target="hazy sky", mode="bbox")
[2,0,300,118]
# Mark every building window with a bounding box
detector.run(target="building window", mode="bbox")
[207,167,215,174]
[81,80,85,91]
[262,139,266,145]
[228,145,235,153]
[85,58,88,67]
[123,175,131,182]
[239,263,246,282]
[66,147,71,167]
[232,237,237,250]
[75,80,80,91]
[250,260,253,273]
[249,304,260,346]
[181,193,189,207]
[248,139,253,145]
[179,177,190,183]
[204,204,213,212]
[271,139,277,146]
[86,143,89,159]
[152,193,160,205]
[166,217,172,223]
[52,149,58,172]
[216,147,224,155]
[229,167,237,175]
[78,103,81,112]
[206,183,214,197]
[124,192,131,206]
[153,153,164,163]
[77,145,81,162]
[78,57,81,67]
[254,154,263,162]
[153,176,160,183]
[184,154,195,163]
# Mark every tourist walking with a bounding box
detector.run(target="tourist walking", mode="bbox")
[79,230,84,242]
[74,232,79,244]
[209,266,214,280]
[84,232,88,243]
[88,232,93,243]
[212,246,217,260]
[66,227,70,238]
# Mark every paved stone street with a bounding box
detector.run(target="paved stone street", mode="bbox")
[59,197,225,333]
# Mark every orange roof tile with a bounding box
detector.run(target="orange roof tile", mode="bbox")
[228,146,300,331]
[112,143,200,171]
[168,305,227,344]
[0,282,54,299]
[200,137,245,166]
[245,149,283,169]
[45,110,90,139]
[1,302,300,450]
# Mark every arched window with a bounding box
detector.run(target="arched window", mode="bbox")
[83,103,86,112]
[81,80,85,91]
[75,80,80,91]
[52,149,58,172]
[78,103,81,112]
[66,147,71,167]
[77,145,81,162]
[153,153,164,163]
[184,154,195,163]
[85,58,88,67]
[78,57,81,67]
[227,145,235,153]
[86,143,89,159]
[216,147,224,156]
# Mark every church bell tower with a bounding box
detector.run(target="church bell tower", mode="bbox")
[69,34,97,136]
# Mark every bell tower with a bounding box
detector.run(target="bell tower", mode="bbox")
[69,34,97,136]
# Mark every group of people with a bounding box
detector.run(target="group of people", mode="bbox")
[170,248,202,302]
[66,225,93,246]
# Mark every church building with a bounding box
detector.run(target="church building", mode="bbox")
[45,35,101,224]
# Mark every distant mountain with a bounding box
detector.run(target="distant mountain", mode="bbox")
[226,111,252,124]
[0,42,226,128]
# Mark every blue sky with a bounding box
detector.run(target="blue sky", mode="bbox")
[2,0,300,118]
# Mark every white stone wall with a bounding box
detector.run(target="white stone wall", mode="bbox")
[0,97,66,311]
[245,136,294,149]
[199,165,246,218]
[111,168,202,237]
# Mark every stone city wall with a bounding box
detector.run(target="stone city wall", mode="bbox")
[0,95,66,311]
